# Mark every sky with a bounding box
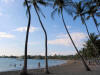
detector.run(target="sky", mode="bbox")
[0,0,99,56]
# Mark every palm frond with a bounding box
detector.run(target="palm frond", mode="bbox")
[38,0,48,6]
[81,16,85,24]
[51,8,57,19]
[34,3,45,18]
[73,15,78,20]
[23,0,31,7]
[23,0,31,16]
[97,23,100,27]
[86,15,90,20]
[26,5,31,16]
[58,7,61,15]
[96,12,100,17]
[38,8,46,18]
[64,7,73,16]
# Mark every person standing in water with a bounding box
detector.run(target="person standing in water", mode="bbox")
[38,62,40,69]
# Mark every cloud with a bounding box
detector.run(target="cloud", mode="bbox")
[0,32,15,38]
[1,0,15,4]
[28,42,40,45]
[49,50,76,56]
[48,32,87,47]
[48,38,69,46]
[14,26,39,32]
[29,50,76,56]
[53,25,71,29]
[0,12,3,16]
[67,25,71,29]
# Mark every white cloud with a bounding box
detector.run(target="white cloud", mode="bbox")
[49,50,76,56]
[48,38,70,46]
[0,48,23,56]
[67,25,71,29]
[14,26,39,32]
[28,50,76,56]
[48,32,87,47]
[28,42,40,45]
[0,12,3,16]
[0,32,15,38]
[1,0,15,4]
[53,25,71,29]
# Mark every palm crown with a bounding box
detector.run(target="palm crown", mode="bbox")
[73,1,88,25]
[51,0,73,18]
[24,0,48,18]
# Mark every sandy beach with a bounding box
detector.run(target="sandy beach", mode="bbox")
[0,60,100,75]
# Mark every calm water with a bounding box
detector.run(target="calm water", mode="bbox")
[0,58,66,72]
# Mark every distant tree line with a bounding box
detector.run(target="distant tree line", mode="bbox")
[0,55,74,60]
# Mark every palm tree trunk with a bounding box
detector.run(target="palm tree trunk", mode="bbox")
[92,14,100,35]
[20,0,31,75]
[61,13,91,71]
[82,16,98,57]
[34,6,49,74]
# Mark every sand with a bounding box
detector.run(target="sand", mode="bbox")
[0,60,100,75]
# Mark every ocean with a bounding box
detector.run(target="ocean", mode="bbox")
[0,58,66,72]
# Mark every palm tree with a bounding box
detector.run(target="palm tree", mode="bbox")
[27,0,49,74]
[20,0,31,75]
[89,33,100,56]
[51,0,91,71]
[73,1,98,59]
[83,33,100,58]
[84,2,100,35]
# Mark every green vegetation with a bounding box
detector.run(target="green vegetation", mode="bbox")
[75,33,100,59]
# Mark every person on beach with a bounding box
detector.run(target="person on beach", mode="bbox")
[38,62,40,69]
[20,64,22,66]
[88,60,91,65]
[14,64,16,67]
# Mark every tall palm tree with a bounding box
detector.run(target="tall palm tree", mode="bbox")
[27,0,49,74]
[51,0,91,71]
[73,1,98,58]
[89,33,100,56]
[20,0,31,75]
[83,33,100,58]
[84,2,100,35]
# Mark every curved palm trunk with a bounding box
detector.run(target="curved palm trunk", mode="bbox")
[20,0,31,75]
[34,6,49,74]
[61,13,91,71]
[82,16,98,57]
[92,14,100,36]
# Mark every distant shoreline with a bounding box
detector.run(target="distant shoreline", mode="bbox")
[0,55,74,60]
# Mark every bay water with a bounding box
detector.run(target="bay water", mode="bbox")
[0,58,66,72]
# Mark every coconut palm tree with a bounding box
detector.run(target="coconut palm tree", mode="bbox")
[20,0,31,75]
[84,2,100,35]
[82,33,100,58]
[27,0,49,74]
[73,1,98,58]
[51,0,91,71]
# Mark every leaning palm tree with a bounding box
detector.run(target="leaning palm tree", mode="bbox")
[51,0,91,71]
[27,0,49,74]
[84,2,100,35]
[20,0,31,75]
[89,33,100,56]
[73,1,98,58]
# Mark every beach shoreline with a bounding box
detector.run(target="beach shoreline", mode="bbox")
[0,60,100,75]
[0,60,70,74]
